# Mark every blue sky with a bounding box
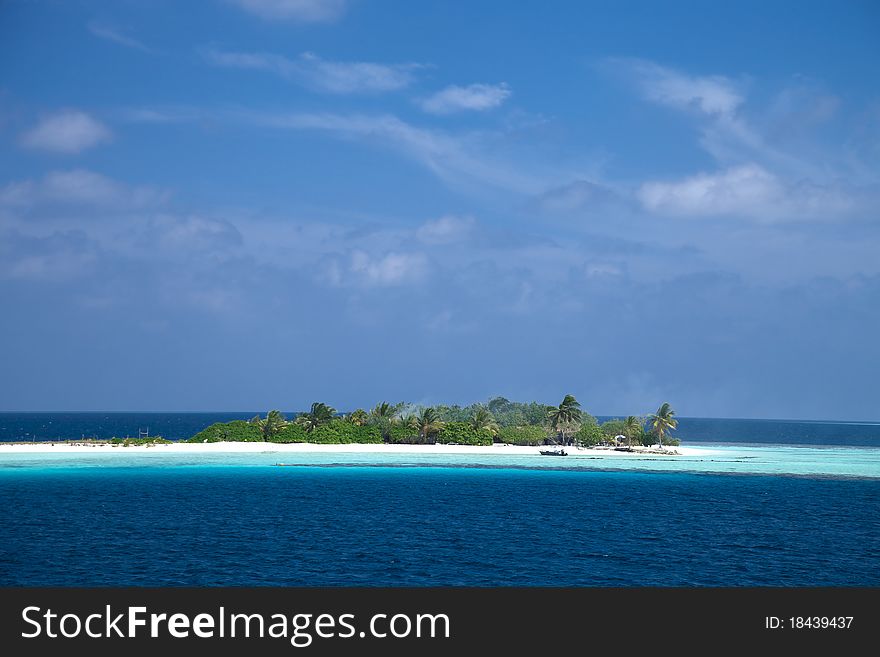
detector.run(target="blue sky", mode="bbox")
[1,0,878,419]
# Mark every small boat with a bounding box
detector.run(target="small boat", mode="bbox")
[539,449,567,456]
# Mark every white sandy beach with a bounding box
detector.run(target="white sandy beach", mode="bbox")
[0,441,709,457]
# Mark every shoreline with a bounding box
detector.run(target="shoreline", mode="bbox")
[0,441,693,457]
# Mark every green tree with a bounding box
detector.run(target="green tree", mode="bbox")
[295,402,336,433]
[249,410,287,440]
[624,416,644,446]
[414,407,444,444]
[470,406,499,436]
[395,413,417,430]
[437,421,493,446]
[574,423,604,447]
[346,409,369,426]
[370,401,400,424]
[548,394,583,445]
[649,402,678,449]
[497,425,548,446]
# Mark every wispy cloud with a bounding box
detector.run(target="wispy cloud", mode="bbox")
[419,83,511,115]
[638,164,859,221]
[416,215,474,244]
[250,111,545,194]
[203,48,420,93]
[20,110,112,154]
[226,0,348,22]
[87,21,151,52]
[610,58,878,222]
[610,57,744,118]
[349,251,428,286]
[1,169,168,211]
[0,229,97,282]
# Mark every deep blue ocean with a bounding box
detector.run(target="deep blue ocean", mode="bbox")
[1,413,878,587]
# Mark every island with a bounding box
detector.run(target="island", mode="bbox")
[0,396,683,456]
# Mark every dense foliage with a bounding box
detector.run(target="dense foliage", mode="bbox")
[185,398,680,447]
[308,420,382,444]
[436,421,493,446]
[496,425,548,445]
[575,423,604,446]
[188,420,262,443]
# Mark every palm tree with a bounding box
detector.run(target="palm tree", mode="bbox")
[649,402,677,449]
[370,402,399,423]
[249,410,287,440]
[295,402,336,433]
[413,407,444,444]
[548,394,583,446]
[369,401,400,442]
[346,409,368,426]
[394,412,416,427]
[624,415,643,446]
[470,406,499,437]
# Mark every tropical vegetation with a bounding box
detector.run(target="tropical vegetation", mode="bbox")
[187,396,680,447]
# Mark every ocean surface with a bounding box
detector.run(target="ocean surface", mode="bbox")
[0,413,878,587]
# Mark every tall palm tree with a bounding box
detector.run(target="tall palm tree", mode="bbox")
[249,410,287,440]
[414,407,444,444]
[624,415,643,446]
[369,401,401,442]
[370,402,399,423]
[295,402,336,433]
[548,394,583,446]
[649,402,677,449]
[470,406,499,436]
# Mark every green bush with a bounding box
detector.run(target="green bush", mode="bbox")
[436,421,493,446]
[385,424,420,444]
[600,419,628,438]
[272,423,309,443]
[487,398,556,428]
[109,436,172,445]
[307,419,382,444]
[575,423,604,447]
[497,425,548,445]
[187,420,262,443]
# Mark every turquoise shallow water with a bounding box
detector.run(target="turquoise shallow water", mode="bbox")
[1,444,879,479]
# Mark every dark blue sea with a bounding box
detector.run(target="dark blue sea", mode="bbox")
[0,413,878,586]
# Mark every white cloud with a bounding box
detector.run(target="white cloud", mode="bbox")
[350,251,427,286]
[638,164,856,221]
[226,0,347,22]
[420,83,511,115]
[614,58,744,118]
[416,215,474,244]
[203,49,419,93]
[1,169,168,210]
[21,110,112,154]
[87,21,150,52]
